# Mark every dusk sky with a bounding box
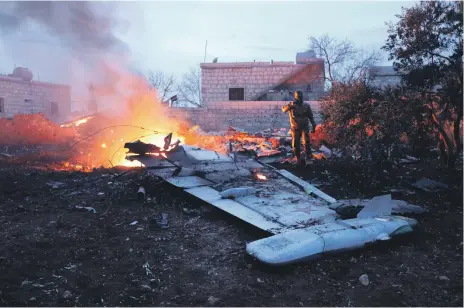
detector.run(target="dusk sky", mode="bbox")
[0,0,417,91]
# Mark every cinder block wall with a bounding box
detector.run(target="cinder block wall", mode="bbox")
[0,76,71,122]
[167,101,322,133]
[201,63,316,104]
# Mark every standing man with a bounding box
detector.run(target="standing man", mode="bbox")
[282,90,317,164]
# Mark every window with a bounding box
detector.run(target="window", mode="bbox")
[0,98,4,113]
[25,99,33,113]
[51,102,58,115]
[306,84,312,92]
[229,88,244,101]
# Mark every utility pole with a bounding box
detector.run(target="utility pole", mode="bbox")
[204,40,207,63]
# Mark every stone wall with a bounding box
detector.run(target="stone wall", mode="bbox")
[201,62,324,105]
[167,101,322,133]
[0,75,71,122]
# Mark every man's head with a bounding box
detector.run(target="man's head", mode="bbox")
[294,90,303,102]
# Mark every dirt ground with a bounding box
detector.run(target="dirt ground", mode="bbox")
[0,155,462,307]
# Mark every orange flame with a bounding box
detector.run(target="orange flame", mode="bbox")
[60,116,94,128]
[256,173,267,180]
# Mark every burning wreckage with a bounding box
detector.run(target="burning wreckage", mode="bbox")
[124,133,424,266]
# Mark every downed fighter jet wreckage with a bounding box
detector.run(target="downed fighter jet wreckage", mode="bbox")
[125,134,424,266]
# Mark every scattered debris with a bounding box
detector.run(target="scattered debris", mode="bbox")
[141,284,152,291]
[359,274,369,286]
[0,153,13,159]
[207,296,220,305]
[398,155,420,164]
[21,280,32,287]
[156,213,169,229]
[137,186,146,200]
[319,145,333,158]
[74,205,97,214]
[412,178,449,192]
[220,187,256,199]
[46,181,66,189]
[130,221,138,225]
[439,275,450,281]
[63,290,73,299]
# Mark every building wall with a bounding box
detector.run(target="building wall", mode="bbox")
[370,75,402,88]
[0,76,71,122]
[167,101,322,133]
[201,61,324,105]
[369,66,402,88]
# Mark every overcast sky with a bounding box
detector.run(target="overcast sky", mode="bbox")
[0,0,417,88]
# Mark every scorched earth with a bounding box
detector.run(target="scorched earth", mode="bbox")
[0,152,462,307]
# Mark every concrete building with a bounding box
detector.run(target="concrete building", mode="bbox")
[200,51,325,105]
[369,66,402,88]
[0,67,71,122]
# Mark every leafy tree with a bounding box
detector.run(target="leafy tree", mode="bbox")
[383,1,463,167]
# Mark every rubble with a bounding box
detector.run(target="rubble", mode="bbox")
[0,147,460,306]
[359,274,370,286]
[137,186,146,200]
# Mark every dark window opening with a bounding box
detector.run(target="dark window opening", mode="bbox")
[51,102,58,115]
[0,98,4,113]
[306,84,312,92]
[229,88,244,101]
[25,99,34,113]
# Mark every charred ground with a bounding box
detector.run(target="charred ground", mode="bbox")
[0,155,462,307]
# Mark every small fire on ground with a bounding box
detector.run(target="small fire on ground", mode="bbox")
[256,173,267,180]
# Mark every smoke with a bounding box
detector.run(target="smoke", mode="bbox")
[0,1,130,59]
[0,1,150,116]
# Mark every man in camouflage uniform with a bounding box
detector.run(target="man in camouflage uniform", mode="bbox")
[282,90,317,164]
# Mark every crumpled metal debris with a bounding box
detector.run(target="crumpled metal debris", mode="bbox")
[155,213,169,229]
[220,187,256,199]
[412,178,449,192]
[74,205,97,213]
[330,195,425,217]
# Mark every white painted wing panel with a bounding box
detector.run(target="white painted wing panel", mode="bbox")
[277,169,337,203]
[211,199,286,233]
[185,186,222,203]
[166,176,214,188]
[185,186,286,233]
[246,216,415,265]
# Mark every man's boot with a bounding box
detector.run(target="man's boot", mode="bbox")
[300,153,306,166]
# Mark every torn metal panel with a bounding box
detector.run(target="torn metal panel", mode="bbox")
[211,198,287,234]
[166,176,214,188]
[357,194,392,218]
[412,178,449,192]
[185,186,222,203]
[128,143,419,265]
[277,169,337,204]
[333,197,425,215]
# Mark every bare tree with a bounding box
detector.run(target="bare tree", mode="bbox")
[308,34,381,86]
[147,70,176,103]
[177,66,204,107]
